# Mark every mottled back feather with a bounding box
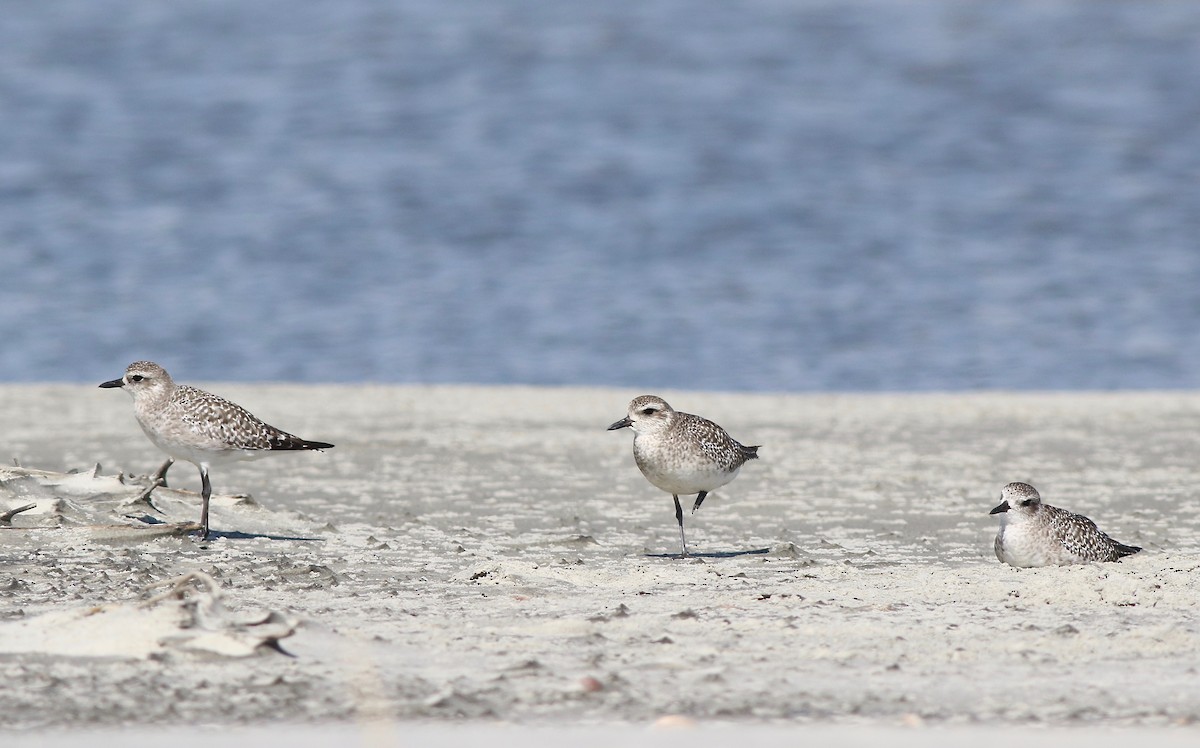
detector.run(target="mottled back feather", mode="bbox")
[1041,503,1141,562]
[168,385,332,452]
[674,411,760,472]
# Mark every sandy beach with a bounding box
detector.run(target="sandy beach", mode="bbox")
[2,385,1200,739]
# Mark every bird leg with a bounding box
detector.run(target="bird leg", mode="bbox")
[673,494,689,558]
[199,467,212,540]
[692,490,708,513]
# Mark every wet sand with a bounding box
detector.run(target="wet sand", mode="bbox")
[2,385,1200,736]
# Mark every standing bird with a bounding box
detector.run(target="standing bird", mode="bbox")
[608,395,759,557]
[100,361,334,539]
[989,482,1141,567]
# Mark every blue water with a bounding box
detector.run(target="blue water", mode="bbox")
[4,0,1200,390]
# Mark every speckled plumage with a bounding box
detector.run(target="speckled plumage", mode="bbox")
[101,361,333,538]
[608,395,759,557]
[142,382,324,456]
[990,482,1141,568]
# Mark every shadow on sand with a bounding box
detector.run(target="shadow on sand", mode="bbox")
[197,529,326,542]
[645,547,770,559]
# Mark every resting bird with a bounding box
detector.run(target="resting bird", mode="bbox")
[990,482,1141,567]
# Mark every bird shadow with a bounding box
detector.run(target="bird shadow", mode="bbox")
[129,515,324,542]
[645,547,770,559]
[198,529,326,542]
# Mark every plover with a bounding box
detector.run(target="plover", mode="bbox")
[100,361,334,539]
[608,395,759,557]
[989,482,1141,567]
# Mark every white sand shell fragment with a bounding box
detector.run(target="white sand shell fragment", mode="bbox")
[0,464,321,540]
[0,572,294,659]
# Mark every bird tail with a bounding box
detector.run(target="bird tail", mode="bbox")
[1114,542,1142,558]
[740,444,760,460]
[270,434,335,451]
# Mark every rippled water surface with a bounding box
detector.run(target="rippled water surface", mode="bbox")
[3,0,1200,389]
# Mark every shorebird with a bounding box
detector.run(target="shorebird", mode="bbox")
[100,361,334,539]
[989,482,1141,567]
[608,395,759,557]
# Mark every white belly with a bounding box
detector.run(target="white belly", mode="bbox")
[636,459,739,496]
[141,424,270,469]
[996,521,1076,567]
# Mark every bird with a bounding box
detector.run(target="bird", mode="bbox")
[989,482,1141,567]
[608,395,759,557]
[100,361,334,539]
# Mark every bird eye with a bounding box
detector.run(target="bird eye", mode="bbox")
[130,375,144,382]
[640,407,657,415]
[1019,499,1034,507]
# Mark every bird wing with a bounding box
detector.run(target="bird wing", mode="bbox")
[679,414,756,471]
[174,386,295,450]
[1048,505,1118,561]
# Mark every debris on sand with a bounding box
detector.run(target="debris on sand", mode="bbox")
[0,571,295,659]
[0,464,322,541]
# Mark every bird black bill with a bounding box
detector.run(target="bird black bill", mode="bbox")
[606,416,632,431]
[989,501,1010,515]
[98,378,125,389]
